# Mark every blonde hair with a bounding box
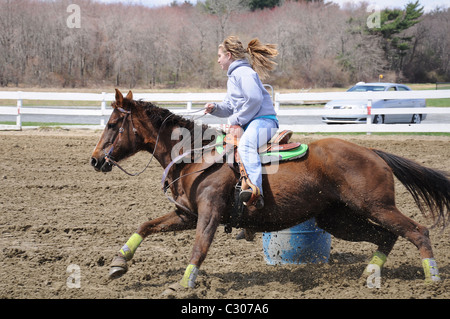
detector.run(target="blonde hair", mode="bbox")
[219,35,278,80]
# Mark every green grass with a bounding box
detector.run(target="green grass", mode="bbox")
[0,83,449,107]
[1,84,449,132]
[2,121,448,136]
[301,132,450,137]
[0,121,91,127]
[0,99,100,107]
[426,98,450,107]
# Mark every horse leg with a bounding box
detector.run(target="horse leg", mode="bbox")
[369,206,441,282]
[316,209,397,275]
[109,210,196,280]
[162,202,222,296]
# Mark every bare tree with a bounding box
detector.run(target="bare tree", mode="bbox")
[0,0,447,89]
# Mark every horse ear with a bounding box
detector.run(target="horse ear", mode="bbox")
[125,90,133,100]
[115,89,123,106]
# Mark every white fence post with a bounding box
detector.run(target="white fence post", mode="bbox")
[101,92,106,126]
[16,91,22,129]
[274,92,280,112]
[366,99,372,135]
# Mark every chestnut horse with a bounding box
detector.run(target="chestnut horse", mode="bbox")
[91,89,449,293]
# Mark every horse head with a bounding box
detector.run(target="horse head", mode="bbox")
[91,88,215,175]
[91,89,144,172]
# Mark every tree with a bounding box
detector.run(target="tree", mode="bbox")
[249,0,280,11]
[0,0,445,88]
[201,0,249,41]
[338,5,386,83]
[369,0,424,79]
[403,7,450,82]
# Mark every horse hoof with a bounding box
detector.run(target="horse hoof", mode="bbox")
[425,276,441,284]
[236,230,245,240]
[161,282,186,298]
[236,229,255,241]
[108,255,128,280]
[109,266,127,280]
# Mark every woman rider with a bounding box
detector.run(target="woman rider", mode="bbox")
[204,35,278,209]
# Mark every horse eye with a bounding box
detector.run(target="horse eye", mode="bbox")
[108,123,117,129]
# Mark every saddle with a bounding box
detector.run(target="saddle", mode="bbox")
[219,125,307,207]
[224,126,299,153]
[220,125,307,167]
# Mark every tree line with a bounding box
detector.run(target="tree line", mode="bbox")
[0,0,448,89]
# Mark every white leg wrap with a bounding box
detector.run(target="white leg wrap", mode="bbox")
[422,258,441,282]
[180,264,199,288]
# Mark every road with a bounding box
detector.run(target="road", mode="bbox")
[1,107,450,126]
[187,112,450,126]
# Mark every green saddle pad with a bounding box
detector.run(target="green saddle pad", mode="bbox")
[215,134,308,164]
[260,143,308,164]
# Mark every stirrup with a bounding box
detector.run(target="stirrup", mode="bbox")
[237,163,262,208]
[239,188,264,209]
[239,189,253,203]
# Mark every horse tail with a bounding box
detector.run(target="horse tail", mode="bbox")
[372,149,450,228]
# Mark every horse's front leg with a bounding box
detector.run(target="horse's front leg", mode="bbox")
[109,210,196,280]
[164,202,222,294]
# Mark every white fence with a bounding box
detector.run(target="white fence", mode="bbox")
[1,90,450,133]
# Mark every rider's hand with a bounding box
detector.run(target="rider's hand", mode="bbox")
[204,103,215,114]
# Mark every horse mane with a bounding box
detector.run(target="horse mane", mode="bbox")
[134,99,217,147]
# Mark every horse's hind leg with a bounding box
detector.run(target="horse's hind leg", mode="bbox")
[316,210,397,274]
[109,210,196,280]
[370,206,441,282]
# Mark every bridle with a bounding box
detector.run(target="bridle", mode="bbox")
[104,107,133,159]
[101,105,228,215]
[103,105,216,180]
[103,106,155,177]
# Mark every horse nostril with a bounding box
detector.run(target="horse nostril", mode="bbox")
[91,157,98,167]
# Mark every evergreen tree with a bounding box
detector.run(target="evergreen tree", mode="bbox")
[249,0,280,11]
[248,0,323,11]
[368,0,424,79]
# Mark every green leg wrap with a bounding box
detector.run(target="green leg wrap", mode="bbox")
[119,233,143,261]
[422,258,441,283]
[179,264,199,289]
[365,251,387,274]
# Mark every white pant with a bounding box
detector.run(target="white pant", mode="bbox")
[238,117,278,194]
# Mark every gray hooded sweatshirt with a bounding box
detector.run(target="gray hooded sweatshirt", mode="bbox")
[211,59,277,128]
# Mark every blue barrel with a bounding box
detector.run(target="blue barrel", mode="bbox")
[262,218,331,265]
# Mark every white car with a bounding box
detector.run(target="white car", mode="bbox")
[322,83,426,124]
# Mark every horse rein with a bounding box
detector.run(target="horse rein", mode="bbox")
[103,107,150,176]
[104,104,182,177]
[103,108,216,198]
[104,107,133,158]
[102,106,221,216]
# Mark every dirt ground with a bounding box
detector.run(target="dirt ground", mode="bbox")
[0,128,449,300]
